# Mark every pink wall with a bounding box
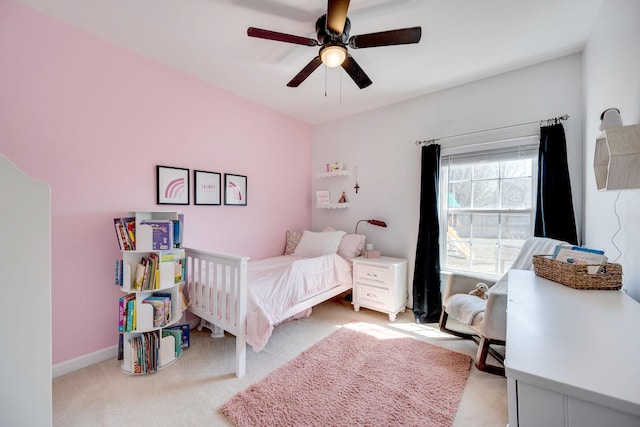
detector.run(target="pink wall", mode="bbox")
[0,0,312,365]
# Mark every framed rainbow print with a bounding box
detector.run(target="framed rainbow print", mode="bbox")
[224,173,247,206]
[157,165,190,205]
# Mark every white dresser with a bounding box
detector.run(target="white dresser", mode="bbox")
[505,270,640,427]
[352,256,407,321]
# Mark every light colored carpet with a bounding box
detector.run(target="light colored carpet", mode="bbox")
[53,296,508,426]
[221,323,472,426]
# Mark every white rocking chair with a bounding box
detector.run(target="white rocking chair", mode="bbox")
[439,237,566,375]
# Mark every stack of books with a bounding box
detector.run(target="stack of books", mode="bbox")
[113,214,184,251]
[552,245,607,274]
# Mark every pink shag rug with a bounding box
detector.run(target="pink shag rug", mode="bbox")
[220,324,472,427]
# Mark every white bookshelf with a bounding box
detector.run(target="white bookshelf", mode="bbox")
[116,210,186,375]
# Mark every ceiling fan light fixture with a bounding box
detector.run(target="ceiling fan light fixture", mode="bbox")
[320,45,347,68]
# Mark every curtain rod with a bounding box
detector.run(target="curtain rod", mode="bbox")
[415,114,569,146]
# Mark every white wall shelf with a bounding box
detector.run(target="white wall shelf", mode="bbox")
[316,170,350,178]
[316,203,349,209]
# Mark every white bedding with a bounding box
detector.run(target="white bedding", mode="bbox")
[245,253,353,351]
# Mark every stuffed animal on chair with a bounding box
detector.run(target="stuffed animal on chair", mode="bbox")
[469,282,489,300]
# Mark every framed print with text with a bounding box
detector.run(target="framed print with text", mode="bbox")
[194,170,221,205]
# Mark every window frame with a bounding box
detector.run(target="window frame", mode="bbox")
[438,136,540,278]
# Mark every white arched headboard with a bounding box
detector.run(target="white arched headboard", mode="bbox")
[0,153,51,425]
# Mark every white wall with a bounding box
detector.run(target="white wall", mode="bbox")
[312,54,584,308]
[583,0,640,301]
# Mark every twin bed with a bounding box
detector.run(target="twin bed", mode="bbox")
[184,229,363,377]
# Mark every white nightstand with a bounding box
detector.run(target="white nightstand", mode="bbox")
[351,256,408,321]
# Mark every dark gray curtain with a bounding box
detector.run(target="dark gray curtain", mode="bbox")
[534,123,578,245]
[413,144,441,324]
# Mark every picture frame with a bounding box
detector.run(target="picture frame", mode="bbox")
[157,165,190,205]
[194,170,221,205]
[316,190,330,205]
[224,173,247,206]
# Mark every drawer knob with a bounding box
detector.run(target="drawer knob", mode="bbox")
[367,272,378,278]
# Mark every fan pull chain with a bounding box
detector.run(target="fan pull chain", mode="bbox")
[324,66,328,97]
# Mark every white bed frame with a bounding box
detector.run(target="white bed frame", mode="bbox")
[184,248,352,378]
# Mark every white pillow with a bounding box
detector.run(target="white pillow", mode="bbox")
[293,230,346,258]
[321,227,365,260]
[338,234,366,260]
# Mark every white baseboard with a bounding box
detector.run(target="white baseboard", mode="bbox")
[52,318,200,378]
[52,345,118,378]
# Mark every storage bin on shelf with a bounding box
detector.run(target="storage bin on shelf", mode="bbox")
[532,255,622,290]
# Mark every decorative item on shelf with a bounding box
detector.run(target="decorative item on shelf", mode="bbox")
[364,250,381,259]
[593,108,640,190]
[338,191,347,203]
[316,168,350,178]
[364,243,381,258]
[355,219,387,234]
[332,161,344,171]
[316,190,331,206]
[354,166,360,194]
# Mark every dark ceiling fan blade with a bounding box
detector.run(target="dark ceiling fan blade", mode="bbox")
[326,0,350,35]
[247,27,319,46]
[341,55,372,89]
[349,26,422,49]
[287,56,323,87]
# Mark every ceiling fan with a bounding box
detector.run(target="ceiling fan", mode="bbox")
[247,0,422,89]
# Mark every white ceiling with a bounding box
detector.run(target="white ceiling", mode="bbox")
[14,0,603,125]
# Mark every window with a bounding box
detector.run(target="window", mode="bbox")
[440,137,538,277]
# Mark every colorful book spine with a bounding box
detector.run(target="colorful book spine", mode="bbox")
[141,257,151,291]
[126,299,136,331]
[148,253,160,290]
[162,328,183,357]
[165,324,190,349]
[119,294,135,332]
[113,219,133,251]
[172,219,182,249]
[114,259,124,286]
[121,217,136,250]
[133,262,145,291]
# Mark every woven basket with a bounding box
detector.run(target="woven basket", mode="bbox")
[532,255,622,290]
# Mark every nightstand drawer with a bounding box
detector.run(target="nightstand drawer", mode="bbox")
[356,264,392,288]
[356,284,389,309]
